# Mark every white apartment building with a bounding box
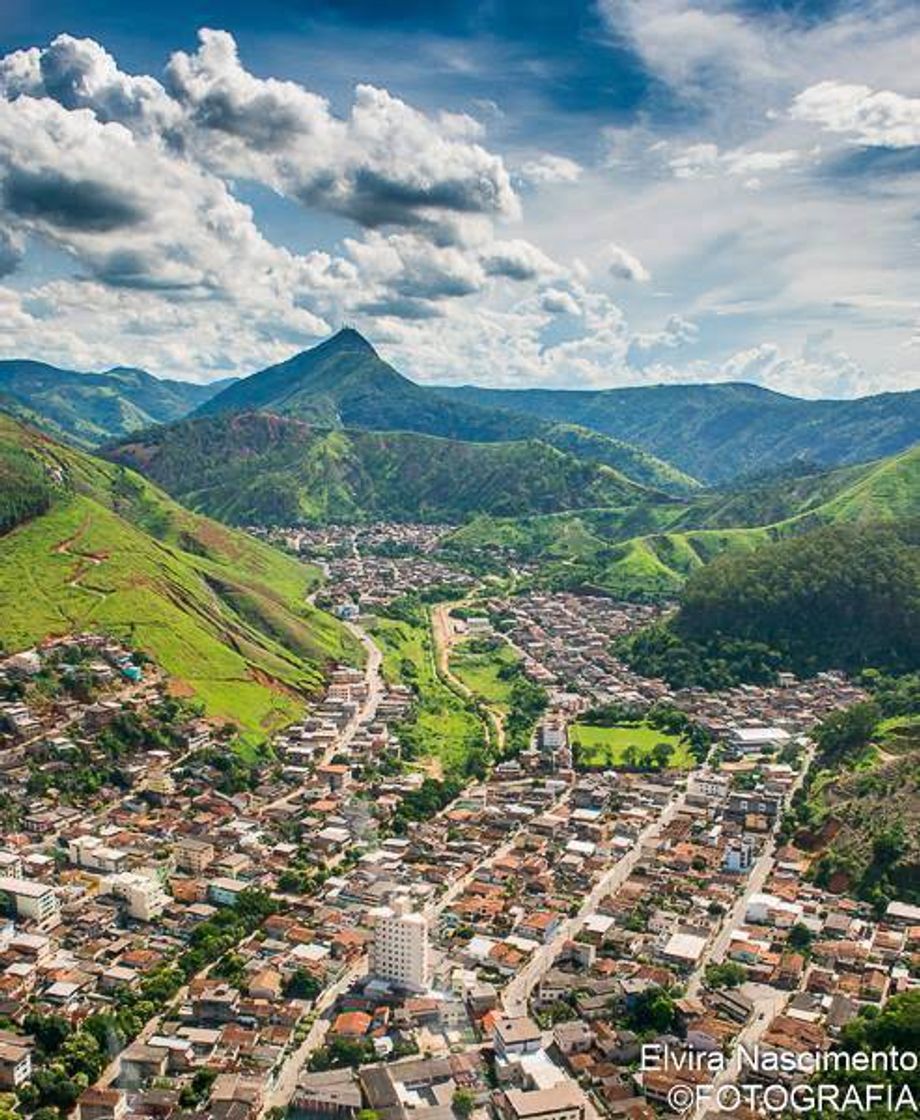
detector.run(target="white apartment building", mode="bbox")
[369,895,431,993]
[68,835,130,874]
[108,873,169,922]
[0,876,59,928]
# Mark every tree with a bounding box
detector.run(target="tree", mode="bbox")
[285,968,321,1001]
[704,962,746,990]
[626,987,678,1034]
[787,923,814,953]
[814,702,880,761]
[453,1089,476,1119]
[652,741,674,769]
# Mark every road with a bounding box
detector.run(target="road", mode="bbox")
[686,744,816,999]
[502,789,687,1016]
[688,982,788,1119]
[264,954,369,1112]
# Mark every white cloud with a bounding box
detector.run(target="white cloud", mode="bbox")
[517,154,583,185]
[631,314,699,352]
[541,288,581,315]
[790,81,920,149]
[607,243,650,283]
[668,142,802,180]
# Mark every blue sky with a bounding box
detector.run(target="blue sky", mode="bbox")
[0,0,918,396]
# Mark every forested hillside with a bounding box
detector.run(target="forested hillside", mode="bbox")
[105,411,656,523]
[619,521,920,686]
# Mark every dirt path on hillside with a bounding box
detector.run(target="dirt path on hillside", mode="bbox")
[54,517,109,603]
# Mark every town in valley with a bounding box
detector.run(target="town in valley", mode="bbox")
[0,520,911,1120]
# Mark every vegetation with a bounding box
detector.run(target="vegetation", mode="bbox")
[0,359,228,447]
[703,962,747,989]
[107,411,657,525]
[441,444,919,598]
[571,721,692,769]
[437,379,920,484]
[783,676,920,912]
[449,637,548,756]
[369,614,487,777]
[571,701,709,769]
[810,990,920,1119]
[0,413,362,737]
[620,521,919,684]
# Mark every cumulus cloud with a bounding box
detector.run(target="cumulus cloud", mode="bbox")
[481,239,560,282]
[517,154,583,185]
[631,314,699,352]
[541,288,581,315]
[599,0,776,97]
[607,243,650,283]
[790,81,920,149]
[0,28,576,374]
[162,30,520,232]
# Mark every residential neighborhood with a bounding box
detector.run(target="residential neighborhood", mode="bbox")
[0,527,913,1120]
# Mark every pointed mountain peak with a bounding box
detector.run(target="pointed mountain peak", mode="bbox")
[319,326,378,356]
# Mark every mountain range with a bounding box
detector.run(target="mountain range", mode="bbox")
[192,330,698,494]
[106,411,662,524]
[2,329,918,492]
[0,359,234,447]
[434,380,920,483]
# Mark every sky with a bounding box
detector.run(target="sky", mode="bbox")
[0,0,918,397]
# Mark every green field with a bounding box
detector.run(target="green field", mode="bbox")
[449,639,519,710]
[570,721,693,768]
[369,616,485,775]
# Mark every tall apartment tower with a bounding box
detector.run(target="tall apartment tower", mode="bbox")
[369,895,431,992]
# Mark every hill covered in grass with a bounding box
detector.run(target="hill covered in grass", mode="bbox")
[441,443,920,597]
[0,360,232,447]
[437,380,920,483]
[105,411,659,523]
[0,413,362,737]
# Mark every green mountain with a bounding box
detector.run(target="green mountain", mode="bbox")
[194,329,699,495]
[0,413,361,736]
[0,360,234,448]
[105,411,658,524]
[435,381,920,483]
[441,443,920,597]
[618,520,920,685]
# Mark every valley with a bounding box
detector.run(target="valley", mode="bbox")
[0,330,916,1120]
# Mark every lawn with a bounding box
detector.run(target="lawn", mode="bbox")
[370,616,485,775]
[449,639,519,711]
[570,720,694,769]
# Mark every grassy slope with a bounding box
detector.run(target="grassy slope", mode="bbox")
[443,444,919,596]
[0,414,362,737]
